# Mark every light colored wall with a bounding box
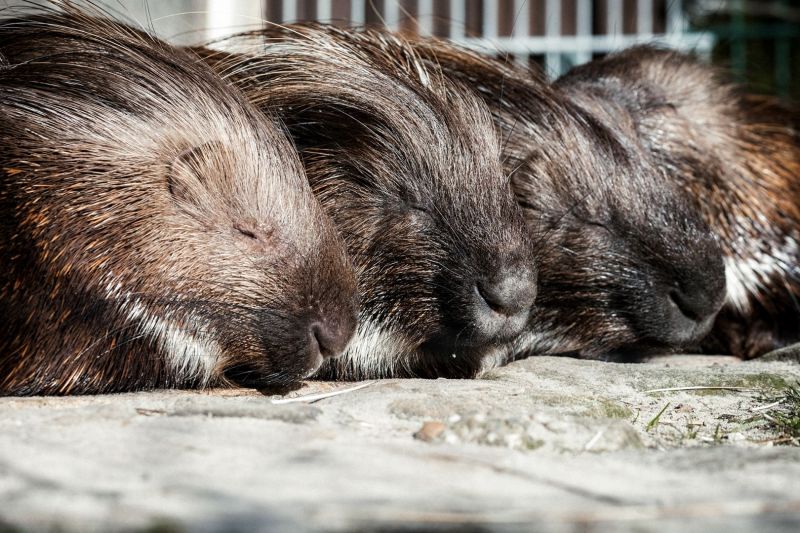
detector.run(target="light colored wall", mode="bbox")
[0,0,265,45]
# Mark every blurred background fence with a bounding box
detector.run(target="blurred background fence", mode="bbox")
[2,0,798,100]
[254,0,714,76]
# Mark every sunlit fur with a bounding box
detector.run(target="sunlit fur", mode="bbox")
[407,39,725,359]
[199,24,537,378]
[0,5,357,395]
[556,46,800,358]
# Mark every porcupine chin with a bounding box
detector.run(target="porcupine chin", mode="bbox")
[0,4,357,395]
[197,23,539,379]
[556,45,800,359]
[404,38,726,362]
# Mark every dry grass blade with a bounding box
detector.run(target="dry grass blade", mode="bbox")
[583,427,607,451]
[750,399,785,412]
[642,386,753,394]
[646,402,671,432]
[755,385,800,445]
[270,381,376,404]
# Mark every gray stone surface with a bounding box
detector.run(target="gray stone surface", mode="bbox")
[762,342,800,363]
[1,355,799,532]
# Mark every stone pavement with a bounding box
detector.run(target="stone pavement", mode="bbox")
[1,355,799,532]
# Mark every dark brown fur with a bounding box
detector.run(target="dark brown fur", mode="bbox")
[0,6,357,395]
[406,39,726,359]
[199,24,538,378]
[556,46,800,358]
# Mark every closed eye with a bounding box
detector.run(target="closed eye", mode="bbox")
[404,203,434,229]
[586,220,611,233]
[573,214,610,232]
[234,223,259,240]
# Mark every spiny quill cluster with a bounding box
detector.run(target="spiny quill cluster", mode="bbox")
[555,46,800,358]
[1,2,797,396]
[0,3,357,395]
[200,25,538,380]
[407,40,726,360]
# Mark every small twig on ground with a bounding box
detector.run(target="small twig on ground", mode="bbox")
[752,436,796,445]
[750,399,785,412]
[642,386,753,394]
[270,381,376,405]
[761,413,779,424]
[135,408,166,416]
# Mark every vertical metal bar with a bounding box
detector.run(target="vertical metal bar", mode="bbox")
[351,0,366,25]
[666,0,684,34]
[317,0,332,22]
[418,0,434,35]
[512,0,530,65]
[282,0,296,22]
[636,0,652,35]
[205,0,264,41]
[206,0,234,40]
[482,0,497,39]
[698,34,715,62]
[384,0,400,30]
[575,0,592,64]
[545,0,562,76]
[607,0,622,35]
[450,0,465,39]
[512,0,529,38]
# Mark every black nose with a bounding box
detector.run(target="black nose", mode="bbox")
[654,280,726,346]
[473,266,537,343]
[308,320,352,361]
[669,285,723,323]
